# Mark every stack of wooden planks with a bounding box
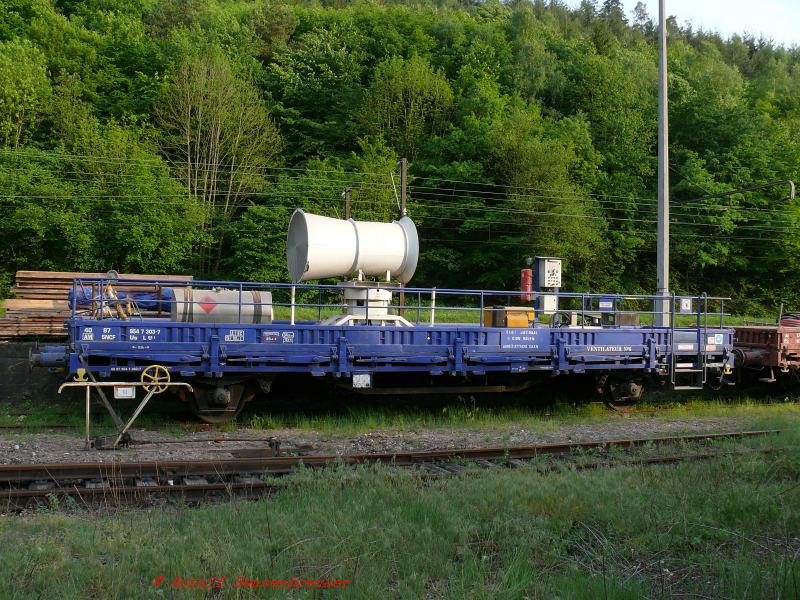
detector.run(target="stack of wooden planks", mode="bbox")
[0,271,193,340]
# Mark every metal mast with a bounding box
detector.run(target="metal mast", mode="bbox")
[656,0,670,326]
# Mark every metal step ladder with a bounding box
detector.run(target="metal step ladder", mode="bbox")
[670,296,707,391]
[672,362,706,390]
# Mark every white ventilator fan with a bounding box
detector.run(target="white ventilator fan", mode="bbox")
[286,209,419,326]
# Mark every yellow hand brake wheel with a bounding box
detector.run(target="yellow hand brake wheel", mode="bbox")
[140,364,170,394]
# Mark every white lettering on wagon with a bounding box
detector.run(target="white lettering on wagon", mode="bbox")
[262,331,295,344]
[128,327,162,342]
[224,329,245,342]
[584,345,633,352]
[500,330,540,350]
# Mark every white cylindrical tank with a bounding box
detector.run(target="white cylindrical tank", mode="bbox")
[169,288,273,323]
[286,209,419,283]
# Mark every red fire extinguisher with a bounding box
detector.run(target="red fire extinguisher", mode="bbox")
[520,268,533,302]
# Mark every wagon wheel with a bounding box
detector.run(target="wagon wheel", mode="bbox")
[599,374,645,411]
[140,364,170,394]
[184,381,256,424]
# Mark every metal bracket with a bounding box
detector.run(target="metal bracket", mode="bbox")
[57,381,193,450]
[78,356,125,430]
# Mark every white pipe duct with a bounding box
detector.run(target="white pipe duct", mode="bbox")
[286,209,419,283]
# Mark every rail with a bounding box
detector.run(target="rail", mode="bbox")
[0,430,781,509]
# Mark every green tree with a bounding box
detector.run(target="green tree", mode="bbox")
[157,45,282,274]
[0,39,50,147]
[362,55,454,160]
[487,101,608,289]
[0,123,203,275]
[267,24,365,159]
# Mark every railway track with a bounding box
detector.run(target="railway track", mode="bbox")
[0,424,75,431]
[0,430,782,510]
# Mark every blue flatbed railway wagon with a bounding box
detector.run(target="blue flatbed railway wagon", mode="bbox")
[35,277,734,422]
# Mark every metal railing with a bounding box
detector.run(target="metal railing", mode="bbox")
[69,277,731,329]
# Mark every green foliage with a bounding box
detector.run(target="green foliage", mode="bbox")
[0,124,203,274]
[0,0,798,310]
[363,55,454,160]
[157,44,281,275]
[0,39,50,147]
[267,22,365,159]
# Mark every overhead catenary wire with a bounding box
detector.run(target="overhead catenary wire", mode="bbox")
[0,188,796,235]
[4,146,787,207]
[0,149,797,236]
[0,177,794,226]
[2,170,791,228]
[1,147,791,207]
[1,190,796,235]
[0,195,787,243]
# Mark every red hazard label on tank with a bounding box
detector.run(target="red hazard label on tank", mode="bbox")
[197,295,217,313]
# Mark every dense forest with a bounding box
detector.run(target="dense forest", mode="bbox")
[1,0,799,312]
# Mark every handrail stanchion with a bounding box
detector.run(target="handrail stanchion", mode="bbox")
[671,292,677,381]
[238,283,243,324]
[430,288,436,325]
[99,278,104,320]
[84,384,90,449]
[290,286,296,325]
[581,293,586,324]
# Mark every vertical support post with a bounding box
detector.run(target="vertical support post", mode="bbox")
[656,0,670,326]
[581,293,586,323]
[99,278,105,320]
[399,158,407,217]
[209,335,220,376]
[430,288,436,325]
[238,282,243,324]
[290,285,296,325]
[85,385,91,450]
[399,283,405,318]
[399,159,408,314]
[343,187,352,220]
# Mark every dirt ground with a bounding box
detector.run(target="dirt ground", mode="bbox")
[0,414,766,465]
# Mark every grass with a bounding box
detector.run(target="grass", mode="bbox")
[5,385,800,438]
[1,430,799,598]
[235,383,800,436]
